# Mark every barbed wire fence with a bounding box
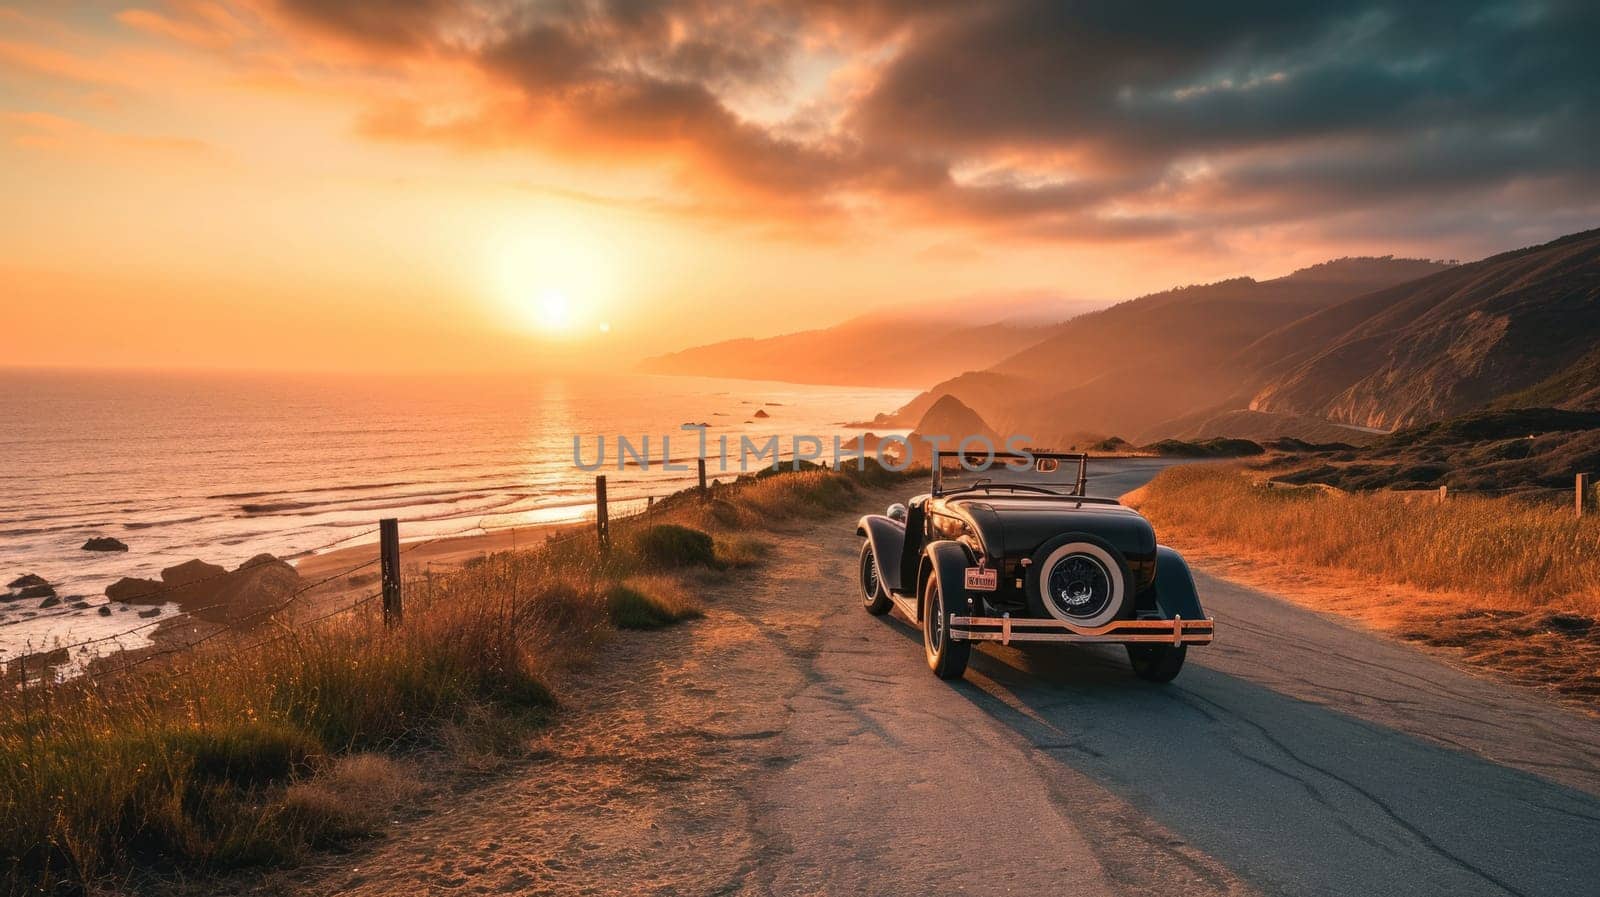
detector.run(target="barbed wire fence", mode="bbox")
[5,472,700,690]
[1267,480,1589,505]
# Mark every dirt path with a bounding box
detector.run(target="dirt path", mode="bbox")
[251,463,1600,897]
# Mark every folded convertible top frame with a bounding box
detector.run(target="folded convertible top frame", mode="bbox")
[931,450,1089,497]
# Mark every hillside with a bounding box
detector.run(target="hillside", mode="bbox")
[1248,229,1600,429]
[640,320,1034,389]
[1158,408,1383,446]
[1261,408,1600,493]
[878,256,1450,444]
[639,294,1103,389]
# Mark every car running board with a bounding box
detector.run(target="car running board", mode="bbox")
[948,614,1215,646]
[888,593,918,623]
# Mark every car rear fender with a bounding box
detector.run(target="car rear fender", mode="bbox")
[1148,545,1206,620]
[917,540,976,623]
[856,515,907,595]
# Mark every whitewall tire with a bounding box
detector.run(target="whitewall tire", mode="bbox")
[1035,540,1129,628]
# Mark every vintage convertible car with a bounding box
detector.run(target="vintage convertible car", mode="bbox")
[856,450,1213,681]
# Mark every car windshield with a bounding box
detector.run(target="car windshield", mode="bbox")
[936,453,1084,496]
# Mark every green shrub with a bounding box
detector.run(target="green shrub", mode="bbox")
[606,579,703,629]
[169,721,321,786]
[1145,437,1264,458]
[630,524,716,568]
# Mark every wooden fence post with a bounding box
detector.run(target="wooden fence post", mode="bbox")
[1579,473,1591,519]
[698,457,708,494]
[379,518,401,627]
[596,475,610,553]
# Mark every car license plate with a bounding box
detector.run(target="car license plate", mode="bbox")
[964,567,997,591]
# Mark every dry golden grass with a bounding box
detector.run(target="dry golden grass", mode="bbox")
[0,465,907,893]
[1138,465,1600,614]
[713,534,771,568]
[0,549,603,888]
[280,754,422,845]
[1136,465,1600,701]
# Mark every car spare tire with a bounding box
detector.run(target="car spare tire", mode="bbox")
[1025,533,1133,628]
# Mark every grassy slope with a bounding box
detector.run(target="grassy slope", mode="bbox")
[1136,464,1600,700]
[0,466,905,893]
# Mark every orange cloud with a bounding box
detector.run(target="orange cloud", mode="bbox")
[115,6,247,50]
[6,1,1597,273]
[3,111,219,160]
[0,38,124,86]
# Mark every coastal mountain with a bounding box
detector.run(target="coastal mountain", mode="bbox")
[877,256,1450,445]
[1246,228,1600,429]
[901,394,999,466]
[638,293,1102,389]
[651,228,1600,446]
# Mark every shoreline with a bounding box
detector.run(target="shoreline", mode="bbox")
[62,455,1145,674]
[293,519,593,612]
[2,370,914,656]
[86,519,602,678]
[294,451,1161,598]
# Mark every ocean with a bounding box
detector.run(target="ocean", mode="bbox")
[0,369,913,663]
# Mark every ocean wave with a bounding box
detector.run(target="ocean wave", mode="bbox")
[238,484,537,516]
[0,521,118,538]
[208,480,417,500]
[123,515,211,530]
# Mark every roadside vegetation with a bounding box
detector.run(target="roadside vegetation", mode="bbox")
[0,464,908,894]
[1260,408,1600,493]
[1143,437,1266,458]
[1136,464,1600,699]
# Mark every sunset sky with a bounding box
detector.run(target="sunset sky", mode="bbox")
[3,1,1597,372]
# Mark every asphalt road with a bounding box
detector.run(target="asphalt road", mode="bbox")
[750,458,1600,897]
[261,458,1600,897]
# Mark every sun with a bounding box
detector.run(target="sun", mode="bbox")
[533,290,573,331]
[488,219,623,338]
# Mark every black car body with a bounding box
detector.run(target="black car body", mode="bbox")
[856,451,1213,681]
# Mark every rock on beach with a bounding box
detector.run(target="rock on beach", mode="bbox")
[82,537,129,552]
[105,554,301,625]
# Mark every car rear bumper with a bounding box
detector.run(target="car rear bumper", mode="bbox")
[948,614,1214,646]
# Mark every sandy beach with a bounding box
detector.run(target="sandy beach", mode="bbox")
[290,519,595,616]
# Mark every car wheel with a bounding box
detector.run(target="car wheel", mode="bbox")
[859,540,892,615]
[1026,533,1134,628]
[1127,644,1186,683]
[923,574,971,680]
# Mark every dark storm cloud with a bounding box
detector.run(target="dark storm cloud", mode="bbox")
[484,23,598,91]
[269,0,1600,244]
[274,0,459,50]
[853,1,1600,197]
